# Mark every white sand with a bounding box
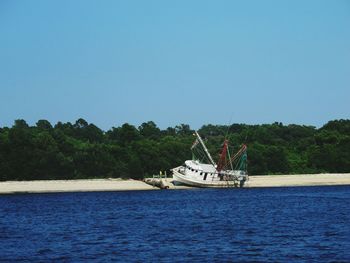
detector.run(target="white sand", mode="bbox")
[0,174,349,194]
[246,173,350,187]
[0,179,155,194]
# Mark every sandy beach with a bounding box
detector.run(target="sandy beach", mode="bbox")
[0,179,154,194]
[0,173,350,194]
[247,173,350,187]
[0,178,193,194]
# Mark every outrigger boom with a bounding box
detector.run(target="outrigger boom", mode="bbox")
[194,131,216,167]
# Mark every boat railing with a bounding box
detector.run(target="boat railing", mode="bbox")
[153,171,168,179]
[178,167,186,175]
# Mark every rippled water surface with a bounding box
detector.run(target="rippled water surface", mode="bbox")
[1,186,350,262]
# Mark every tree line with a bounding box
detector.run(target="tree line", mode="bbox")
[0,119,349,181]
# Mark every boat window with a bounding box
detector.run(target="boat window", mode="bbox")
[200,172,202,175]
[203,173,208,180]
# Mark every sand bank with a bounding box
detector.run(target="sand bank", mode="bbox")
[0,178,192,194]
[0,179,154,194]
[247,173,350,187]
[0,174,349,194]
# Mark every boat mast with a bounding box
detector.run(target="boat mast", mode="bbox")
[195,131,216,167]
[216,140,228,171]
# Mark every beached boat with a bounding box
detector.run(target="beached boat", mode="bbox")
[172,131,248,187]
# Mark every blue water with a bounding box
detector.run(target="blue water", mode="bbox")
[1,186,350,262]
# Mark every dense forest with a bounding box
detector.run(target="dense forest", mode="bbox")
[0,119,349,181]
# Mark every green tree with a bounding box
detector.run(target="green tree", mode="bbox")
[36,119,53,131]
[175,124,193,135]
[0,118,349,181]
[139,121,161,139]
[107,123,140,145]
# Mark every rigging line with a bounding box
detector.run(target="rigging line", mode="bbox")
[193,146,210,163]
[228,145,247,165]
[234,151,246,170]
[223,145,233,170]
[194,131,216,167]
[197,151,208,163]
[226,144,234,171]
[192,149,203,162]
[195,145,208,160]
[225,147,245,170]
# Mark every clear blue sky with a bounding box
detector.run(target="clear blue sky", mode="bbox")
[1,0,349,130]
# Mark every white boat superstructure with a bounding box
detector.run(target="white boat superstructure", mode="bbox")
[172,131,248,188]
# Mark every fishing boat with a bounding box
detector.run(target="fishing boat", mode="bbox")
[172,131,248,187]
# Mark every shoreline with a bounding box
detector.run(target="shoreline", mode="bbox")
[0,173,350,194]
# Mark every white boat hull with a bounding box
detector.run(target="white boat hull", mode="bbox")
[172,169,245,188]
